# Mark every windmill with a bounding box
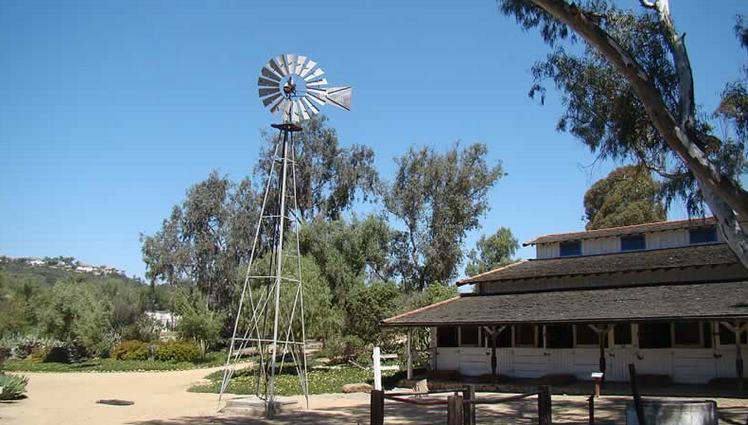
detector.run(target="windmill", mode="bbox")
[219,54,351,416]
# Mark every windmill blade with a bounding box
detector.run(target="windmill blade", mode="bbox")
[271,56,288,77]
[259,87,280,98]
[261,66,282,83]
[299,60,317,78]
[325,86,352,111]
[295,56,307,75]
[301,96,320,115]
[271,99,291,116]
[294,99,310,121]
[303,68,325,82]
[258,77,279,88]
[261,92,283,108]
[284,54,297,75]
[307,78,328,88]
[306,87,327,105]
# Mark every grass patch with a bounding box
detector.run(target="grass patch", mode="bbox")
[190,365,401,396]
[3,351,226,373]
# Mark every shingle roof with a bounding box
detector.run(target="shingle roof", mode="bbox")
[382,281,748,326]
[458,243,737,286]
[524,217,716,245]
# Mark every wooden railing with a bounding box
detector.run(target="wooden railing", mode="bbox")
[370,385,552,425]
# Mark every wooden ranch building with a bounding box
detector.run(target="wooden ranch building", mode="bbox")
[383,218,748,384]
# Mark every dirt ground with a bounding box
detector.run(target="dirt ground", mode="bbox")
[2,368,748,424]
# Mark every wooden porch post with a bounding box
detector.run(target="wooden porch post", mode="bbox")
[590,325,609,381]
[721,320,746,391]
[406,328,413,380]
[483,325,506,382]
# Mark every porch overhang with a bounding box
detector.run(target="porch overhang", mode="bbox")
[382,281,748,327]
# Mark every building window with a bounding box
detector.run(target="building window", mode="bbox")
[673,322,702,346]
[559,240,582,256]
[546,324,574,348]
[515,324,537,347]
[703,323,713,349]
[638,323,672,348]
[437,326,458,347]
[460,325,480,346]
[689,227,717,244]
[621,234,646,251]
[614,324,632,345]
[575,324,598,346]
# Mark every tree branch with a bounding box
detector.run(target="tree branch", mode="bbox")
[528,0,748,217]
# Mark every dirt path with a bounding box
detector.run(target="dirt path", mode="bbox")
[3,368,748,424]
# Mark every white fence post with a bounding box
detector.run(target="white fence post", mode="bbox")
[373,346,382,391]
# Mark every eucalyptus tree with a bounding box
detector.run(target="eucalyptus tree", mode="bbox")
[386,143,504,290]
[141,172,260,312]
[256,115,380,222]
[584,165,666,230]
[465,227,519,277]
[498,0,748,266]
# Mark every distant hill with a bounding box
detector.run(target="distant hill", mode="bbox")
[0,255,143,287]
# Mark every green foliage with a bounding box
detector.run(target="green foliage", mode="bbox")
[174,291,223,351]
[36,280,114,357]
[299,216,393,305]
[121,315,161,342]
[386,143,504,290]
[247,252,342,342]
[155,340,201,363]
[190,365,397,396]
[140,171,260,313]
[584,165,667,230]
[345,282,400,345]
[465,227,519,276]
[2,351,225,372]
[497,1,747,215]
[0,373,28,400]
[257,115,380,221]
[111,340,150,361]
[319,335,368,364]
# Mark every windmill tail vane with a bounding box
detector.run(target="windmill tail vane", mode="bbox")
[218,54,351,416]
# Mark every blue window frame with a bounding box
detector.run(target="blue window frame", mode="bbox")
[621,234,646,251]
[559,240,582,256]
[689,227,717,244]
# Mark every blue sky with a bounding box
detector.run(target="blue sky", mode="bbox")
[1,0,746,279]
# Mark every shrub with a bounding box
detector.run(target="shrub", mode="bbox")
[0,373,28,400]
[320,335,368,365]
[29,346,51,363]
[155,340,201,363]
[112,340,149,361]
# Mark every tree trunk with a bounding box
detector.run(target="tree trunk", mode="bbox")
[527,0,748,269]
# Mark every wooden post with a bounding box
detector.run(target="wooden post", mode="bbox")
[538,385,552,425]
[589,324,608,382]
[628,363,646,425]
[373,346,382,391]
[447,394,464,425]
[463,385,475,425]
[490,327,498,380]
[406,328,413,380]
[370,389,384,425]
[735,321,744,392]
[588,395,595,425]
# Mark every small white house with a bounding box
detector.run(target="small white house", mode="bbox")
[145,310,180,332]
[384,218,748,385]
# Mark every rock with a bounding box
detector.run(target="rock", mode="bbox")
[342,383,372,393]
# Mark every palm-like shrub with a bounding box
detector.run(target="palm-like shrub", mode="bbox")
[0,373,28,400]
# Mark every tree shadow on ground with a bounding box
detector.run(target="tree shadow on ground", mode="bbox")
[128,395,748,425]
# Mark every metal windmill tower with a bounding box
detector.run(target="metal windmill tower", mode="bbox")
[219,54,351,415]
